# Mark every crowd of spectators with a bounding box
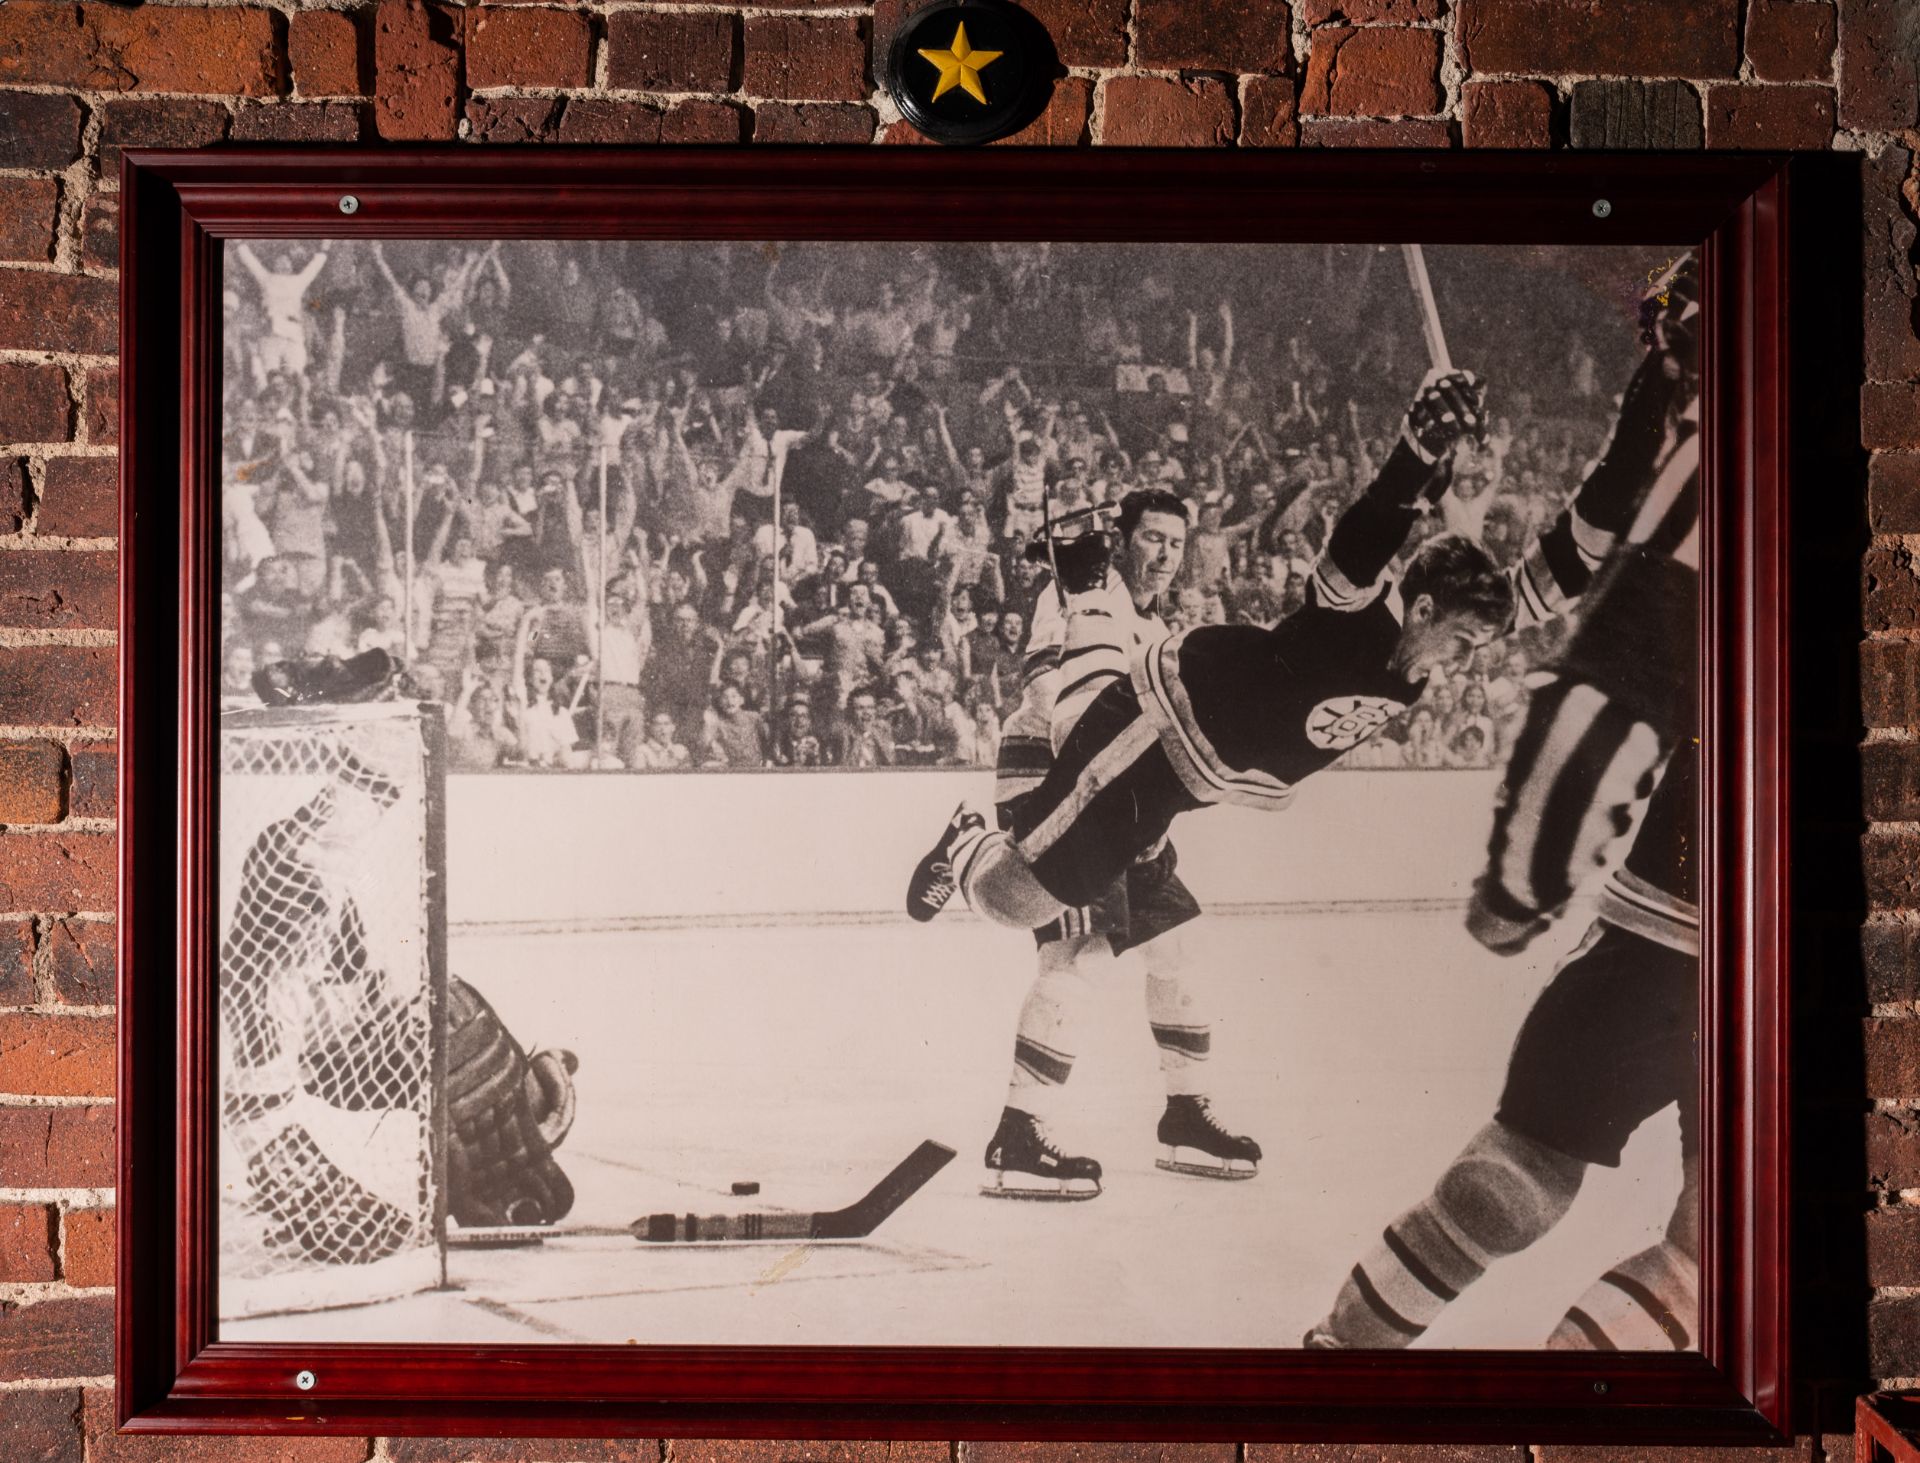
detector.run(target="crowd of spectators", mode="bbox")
[220,240,1626,773]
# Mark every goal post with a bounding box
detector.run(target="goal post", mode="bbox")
[216,700,449,1321]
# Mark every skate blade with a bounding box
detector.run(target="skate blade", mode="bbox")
[979,1172,1101,1202]
[1156,1147,1258,1180]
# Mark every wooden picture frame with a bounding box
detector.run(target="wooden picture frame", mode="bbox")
[118,147,1802,1443]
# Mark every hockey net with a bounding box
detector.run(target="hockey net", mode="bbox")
[217,701,448,1321]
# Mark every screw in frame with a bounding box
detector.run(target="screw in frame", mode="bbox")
[338,195,360,216]
[1591,199,1613,219]
[295,1369,317,1391]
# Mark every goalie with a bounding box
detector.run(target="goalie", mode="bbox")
[222,684,579,1267]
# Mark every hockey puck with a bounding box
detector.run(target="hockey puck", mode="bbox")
[730,1181,760,1196]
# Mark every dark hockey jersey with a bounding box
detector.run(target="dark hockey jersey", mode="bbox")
[1134,598,1421,810]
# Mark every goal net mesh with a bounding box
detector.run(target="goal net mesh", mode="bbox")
[217,702,446,1320]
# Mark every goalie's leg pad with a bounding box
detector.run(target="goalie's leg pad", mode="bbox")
[1548,1239,1697,1351]
[447,976,576,1228]
[1310,1120,1586,1348]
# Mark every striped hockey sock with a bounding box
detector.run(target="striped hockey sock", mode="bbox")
[1548,1240,1697,1351]
[1145,970,1210,1097]
[1311,1121,1584,1348]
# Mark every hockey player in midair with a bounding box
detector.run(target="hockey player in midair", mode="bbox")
[1306,263,1702,1351]
[906,364,1517,949]
[983,487,1261,1200]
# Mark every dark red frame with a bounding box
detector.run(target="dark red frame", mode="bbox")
[118,148,1795,1442]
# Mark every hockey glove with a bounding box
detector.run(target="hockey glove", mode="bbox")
[253,648,400,707]
[445,976,577,1228]
[1639,254,1699,382]
[1400,368,1488,465]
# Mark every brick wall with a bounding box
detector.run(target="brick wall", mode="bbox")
[0,0,1915,1458]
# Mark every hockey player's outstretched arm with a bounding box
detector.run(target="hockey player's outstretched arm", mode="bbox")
[1509,261,1698,628]
[1316,369,1485,609]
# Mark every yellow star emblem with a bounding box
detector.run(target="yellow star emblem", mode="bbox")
[917,20,1002,105]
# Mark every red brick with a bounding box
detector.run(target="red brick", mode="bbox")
[999,76,1093,146]
[1868,1203,1920,1286]
[466,6,593,90]
[0,92,84,171]
[979,1448,1232,1463]
[0,274,116,358]
[607,11,738,93]
[1463,80,1553,147]
[0,179,58,266]
[0,1203,57,1283]
[1868,274,1920,385]
[0,1296,111,1383]
[1010,0,1124,66]
[1458,0,1740,78]
[291,9,364,99]
[1873,1292,1920,1377]
[0,742,66,825]
[0,647,116,728]
[35,459,115,541]
[66,749,111,821]
[80,197,117,275]
[1837,0,1919,130]
[1867,740,1920,820]
[45,921,111,1007]
[96,97,229,179]
[663,100,749,144]
[0,918,31,1004]
[0,461,24,534]
[0,834,114,914]
[1868,828,1920,912]
[1744,1,1835,82]
[374,0,461,142]
[83,371,116,448]
[388,1441,656,1463]
[0,1107,112,1189]
[465,96,562,143]
[230,103,366,143]
[1703,82,1834,149]
[753,102,875,144]
[1866,916,1920,1002]
[0,553,116,633]
[1861,637,1915,725]
[0,1014,114,1096]
[742,15,867,103]
[0,1385,81,1463]
[1253,1448,1527,1463]
[0,4,281,97]
[1866,383,1920,450]
[1240,75,1301,146]
[1101,76,1236,146]
[1535,1448,1810,1463]
[558,98,665,144]
[1303,0,1442,19]
[1871,1108,1920,1186]
[0,365,72,446]
[84,1389,366,1460]
[58,1209,111,1289]
[1302,27,1442,116]
[1134,0,1292,71]
[1872,455,1920,531]
[1868,543,1920,631]
[1302,116,1452,146]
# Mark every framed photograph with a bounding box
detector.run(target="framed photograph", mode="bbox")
[119,148,1805,1441]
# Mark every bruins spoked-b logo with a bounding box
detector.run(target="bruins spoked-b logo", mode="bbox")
[1305,695,1404,753]
[886,0,1057,146]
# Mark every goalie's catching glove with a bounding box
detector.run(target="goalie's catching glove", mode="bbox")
[1400,368,1488,465]
[253,648,400,707]
[446,976,577,1228]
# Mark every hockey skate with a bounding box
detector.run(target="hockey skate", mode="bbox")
[980,1106,1102,1201]
[906,804,986,923]
[1155,1094,1261,1180]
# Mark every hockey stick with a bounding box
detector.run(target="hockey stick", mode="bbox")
[451,1140,959,1248]
[635,1139,956,1243]
[1401,243,1453,373]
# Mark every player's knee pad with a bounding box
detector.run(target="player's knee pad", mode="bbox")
[1548,1239,1697,1351]
[1435,1121,1586,1260]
